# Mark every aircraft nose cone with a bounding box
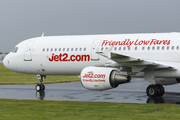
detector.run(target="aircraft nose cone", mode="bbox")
[3,55,10,70]
[3,53,20,72]
[3,56,8,68]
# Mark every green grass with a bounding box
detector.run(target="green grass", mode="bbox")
[0,63,80,84]
[0,99,179,120]
[0,58,3,60]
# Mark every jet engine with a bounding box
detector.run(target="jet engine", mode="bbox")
[80,66,131,90]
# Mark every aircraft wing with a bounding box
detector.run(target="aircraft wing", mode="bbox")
[97,48,173,75]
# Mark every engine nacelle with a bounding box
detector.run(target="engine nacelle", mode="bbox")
[80,66,131,90]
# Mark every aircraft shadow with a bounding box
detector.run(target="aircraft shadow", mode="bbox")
[34,91,180,104]
[36,91,45,100]
[147,92,180,104]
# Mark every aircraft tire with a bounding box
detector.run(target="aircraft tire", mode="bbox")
[146,85,159,97]
[41,84,45,91]
[156,84,165,97]
[35,84,45,91]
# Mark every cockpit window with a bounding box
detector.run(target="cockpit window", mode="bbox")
[12,47,18,53]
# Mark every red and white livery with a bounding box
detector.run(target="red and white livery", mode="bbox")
[3,32,180,97]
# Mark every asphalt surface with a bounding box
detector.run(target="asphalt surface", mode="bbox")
[1,60,180,104]
[0,77,180,104]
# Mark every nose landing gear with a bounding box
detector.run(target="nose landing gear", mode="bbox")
[35,75,46,91]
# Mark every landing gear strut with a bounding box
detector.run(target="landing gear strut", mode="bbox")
[35,75,46,91]
[146,84,165,97]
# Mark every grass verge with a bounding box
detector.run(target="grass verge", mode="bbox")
[0,99,180,120]
[0,63,80,84]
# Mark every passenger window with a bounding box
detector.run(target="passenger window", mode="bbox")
[67,48,69,51]
[167,46,169,50]
[157,46,160,50]
[106,47,108,50]
[172,46,174,50]
[42,48,45,52]
[114,47,117,51]
[55,48,57,52]
[79,48,82,51]
[51,48,53,52]
[47,48,49,52]
[147,46,150,50]
[119,47,121,51]
[101,47,103,51]
[71,48,73,51]
[135,47,137,50]
[142,46,145,50]
[152,46,155,50]
[128,47,130,50]
[63,48,65,51]
[123,47,126,50]
[177,46,179,50]
[59,48,61,52]
[75,48,78,51]
[84,48,86,51]
[162,46,164,50]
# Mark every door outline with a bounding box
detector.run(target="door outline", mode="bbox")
[24,41,35,61]
[91,39,101,61]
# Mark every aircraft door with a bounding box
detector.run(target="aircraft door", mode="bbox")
[91,39,101,60]
[24,41,34,61]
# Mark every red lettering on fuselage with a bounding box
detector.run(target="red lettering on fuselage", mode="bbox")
[101,39,134,47]
[49,53,90,62]
[150,39,171,45]
[101,39,171,47]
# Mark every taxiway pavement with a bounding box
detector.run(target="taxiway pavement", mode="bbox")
[0,78,180,104]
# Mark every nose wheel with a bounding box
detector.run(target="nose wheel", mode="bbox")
[36,75,46,91]
[35,84,45,91]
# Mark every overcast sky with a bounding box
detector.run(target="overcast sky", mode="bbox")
[1,0,180,52]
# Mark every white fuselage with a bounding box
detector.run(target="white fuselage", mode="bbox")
[3,33,180,78]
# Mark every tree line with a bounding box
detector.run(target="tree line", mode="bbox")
[0,52,9,54]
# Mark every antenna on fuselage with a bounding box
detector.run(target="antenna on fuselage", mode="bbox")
[41,33,44,37]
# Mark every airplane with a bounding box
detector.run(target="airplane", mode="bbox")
[3,32,180,97]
